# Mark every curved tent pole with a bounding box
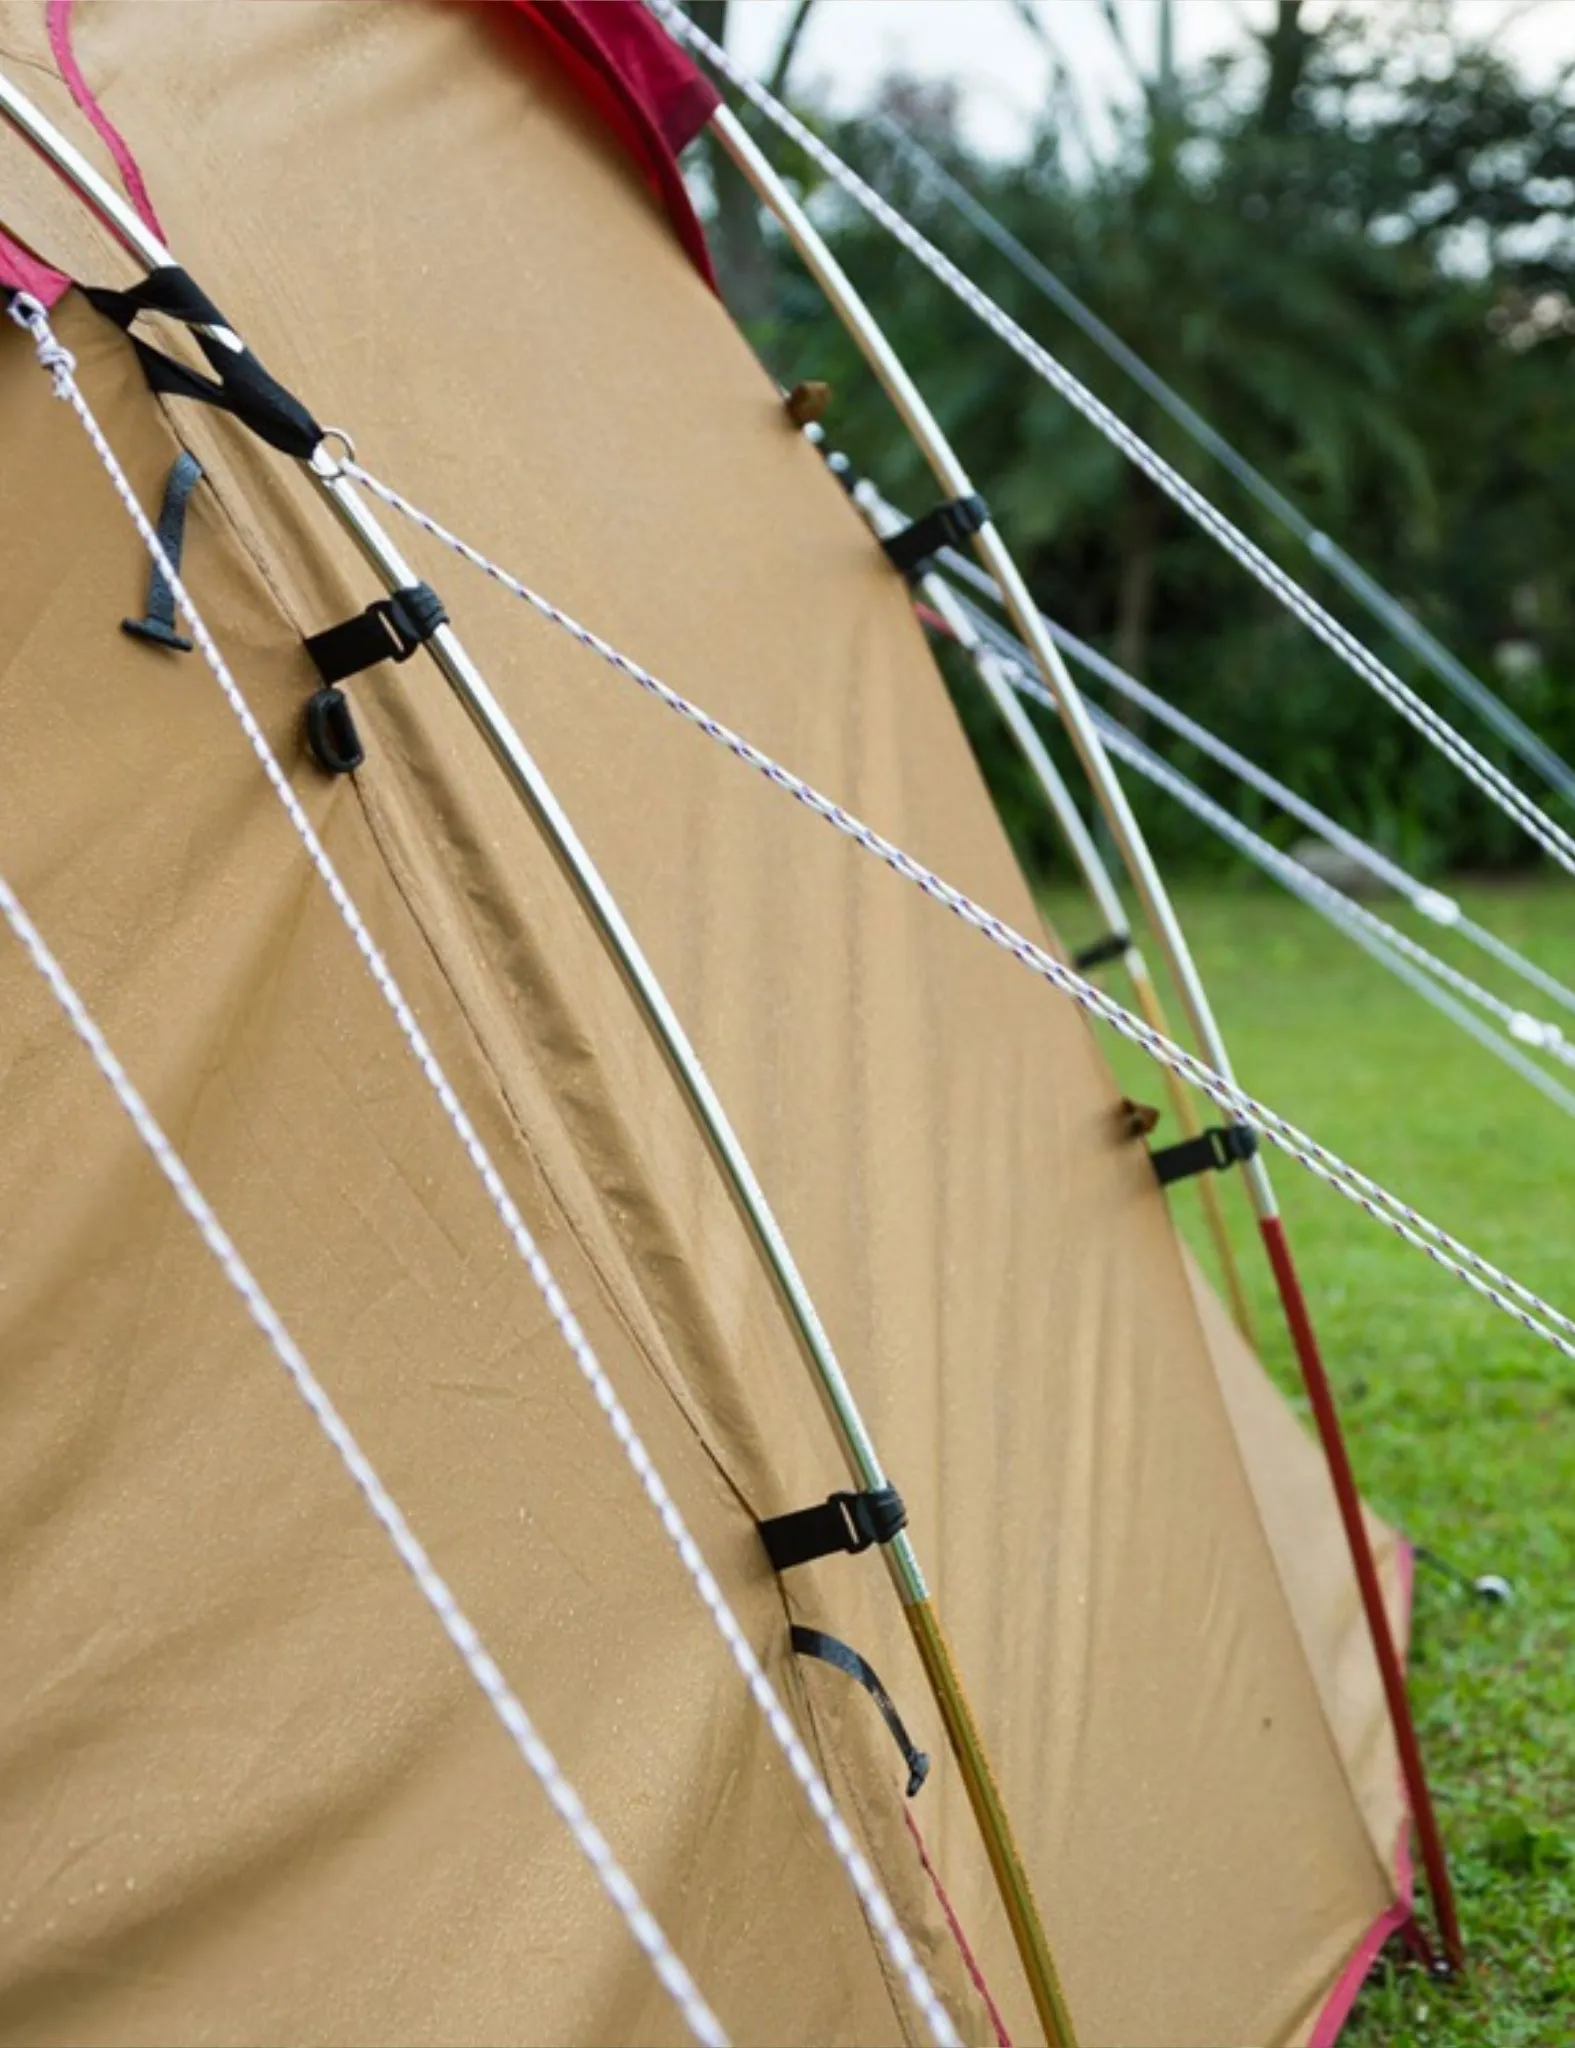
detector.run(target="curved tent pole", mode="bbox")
[850,474,1258,1346]
[0,60,1077,2044]
[707,101,1463,1974]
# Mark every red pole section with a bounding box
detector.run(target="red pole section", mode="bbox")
[1258,1215,1463,1973]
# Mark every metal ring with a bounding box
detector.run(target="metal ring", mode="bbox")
[315,425,358,465]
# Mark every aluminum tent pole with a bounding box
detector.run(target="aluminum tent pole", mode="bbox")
[0,64,1079,2037]
[853,479,1258,1345]
[709,98,1462,1974]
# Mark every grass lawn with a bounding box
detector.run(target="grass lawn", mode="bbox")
[1042,876,1575,2048]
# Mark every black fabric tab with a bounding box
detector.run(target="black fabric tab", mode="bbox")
[121,450,202,652]
[1151,1122,1259,1186]
[880,492,990,580]
[792,1626,930,1797]
[304,584,449,687]
[1072,930,1131,972]
[84,267,322,459]
[758,1486,907,1574]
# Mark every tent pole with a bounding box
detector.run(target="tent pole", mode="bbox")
[0,72,1085,2034]
[863,492,1258,1347]
[710,101,1462,1975]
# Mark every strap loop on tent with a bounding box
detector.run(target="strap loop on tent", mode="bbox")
[83,266,323,458]
[881,493,989,581]
[1072,930,1130,972]
[759,1485,907,1572]
[791,1626,930,1797]
[305,583,449,686]
[121,449,201,652]
[1151,1122,1258,1186]
[304,686,366,776]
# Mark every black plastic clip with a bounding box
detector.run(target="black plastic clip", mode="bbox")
[305,583,448,688]
[880,493,990,581]
[1073,930,1131,973]
[758,1486,907,1574]
[1151,1122,1259,1186]
[791,1626,930,1797]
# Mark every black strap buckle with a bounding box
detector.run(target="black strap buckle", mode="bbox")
[1151,1122,1259,1186]
[758,1485,907,1574]
[1072,930,1131,973]
[304,583,449,688]
[880,493,990,580]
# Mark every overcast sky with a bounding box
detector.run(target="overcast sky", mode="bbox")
[725,2,1575,158]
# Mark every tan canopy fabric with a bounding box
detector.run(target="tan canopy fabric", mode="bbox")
[0,6,1408,2043]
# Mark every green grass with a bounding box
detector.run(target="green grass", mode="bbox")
[1041,876,1575,2048]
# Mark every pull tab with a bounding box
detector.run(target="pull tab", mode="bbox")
[121,450,202,652]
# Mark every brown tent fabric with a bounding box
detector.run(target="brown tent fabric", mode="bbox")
[0,6,1410,2043]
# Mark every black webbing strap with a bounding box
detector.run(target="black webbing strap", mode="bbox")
[758,1486,907,1573]
[1151,1122,1259,1186]
[1072,930,1131,972]
[880,493,990,581]
[304,583,449,686]
[121,450,202,652]
[83,267,322,459]
[791,1626,930,1797]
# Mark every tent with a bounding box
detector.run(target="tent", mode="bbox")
[0,4,1415,2042]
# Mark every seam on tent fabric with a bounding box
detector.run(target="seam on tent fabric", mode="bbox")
[350,756,757,1500]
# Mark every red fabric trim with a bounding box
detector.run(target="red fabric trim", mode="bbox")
[503,1,718,289]
[0,223,69,306]
[903,1808,1013,2047]
[1308,1541,1419,2048]
[47,0,165,236]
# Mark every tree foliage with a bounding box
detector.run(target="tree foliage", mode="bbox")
[719,1,1575,876]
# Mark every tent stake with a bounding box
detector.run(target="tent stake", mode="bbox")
[710,100,1462,1977]
[0,67,1070,2032]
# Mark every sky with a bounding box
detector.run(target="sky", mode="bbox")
[724,1,1575,159]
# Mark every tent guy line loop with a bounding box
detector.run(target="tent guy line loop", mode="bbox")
[6,293,962,2048]
[650,0,1575,886]
[337,451,1575,1366]
[0,863,729,2048]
